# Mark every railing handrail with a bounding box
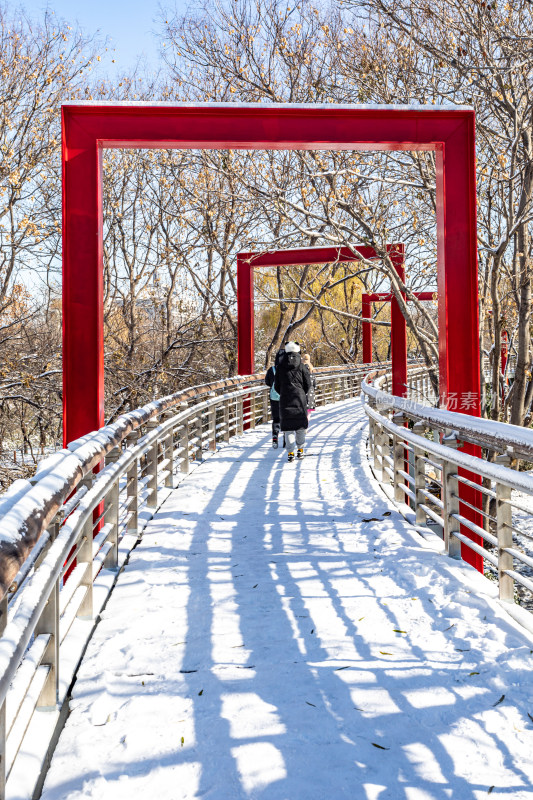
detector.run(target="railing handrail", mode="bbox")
[363,399,533,495]
[0,364,379,603]
[363,370,533,459]
[0,399,212,709]
[361,368,533,632]
[0,373,270,592]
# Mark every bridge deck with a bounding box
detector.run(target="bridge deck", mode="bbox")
[40,400,533,800]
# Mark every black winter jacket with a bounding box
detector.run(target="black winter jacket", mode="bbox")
[273,351,310,431]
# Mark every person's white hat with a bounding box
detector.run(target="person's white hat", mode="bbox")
[284,341,300,353]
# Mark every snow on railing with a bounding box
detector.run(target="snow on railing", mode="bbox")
[0,362,380,800]
[362,370,533,631]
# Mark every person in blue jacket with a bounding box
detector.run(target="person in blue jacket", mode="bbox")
[265,347,284,448]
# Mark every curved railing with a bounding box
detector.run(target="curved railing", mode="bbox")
[0,362,382,800]
[361,371,533,629]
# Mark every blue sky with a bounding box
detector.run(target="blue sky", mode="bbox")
[23,0,189,77]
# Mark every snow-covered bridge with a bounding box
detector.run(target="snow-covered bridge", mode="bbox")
[39,399,533,799]
[2,367,533,800]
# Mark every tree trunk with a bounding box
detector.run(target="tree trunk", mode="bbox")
[510,232,532,424]
[510,152,533,426]
[490,254,501,420]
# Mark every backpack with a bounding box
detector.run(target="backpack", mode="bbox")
[270,365,280,401]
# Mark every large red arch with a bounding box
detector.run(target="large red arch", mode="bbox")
[62,103,479,443]
[61,102,481,571]
[362,290,436,392]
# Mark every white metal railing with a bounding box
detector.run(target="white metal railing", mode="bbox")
[0,362,379,800]
[362,370,533,625]
[378,364,439,408]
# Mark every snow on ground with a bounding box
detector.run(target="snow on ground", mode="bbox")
[40,399,533,800]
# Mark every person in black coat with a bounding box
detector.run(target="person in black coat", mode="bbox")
[274,341,310,461]
[264,348,284,447]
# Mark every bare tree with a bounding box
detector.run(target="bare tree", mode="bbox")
[348,0,533,422]
[159,0,441,380]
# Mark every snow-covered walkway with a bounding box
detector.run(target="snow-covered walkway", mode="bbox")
[41,399,533,800]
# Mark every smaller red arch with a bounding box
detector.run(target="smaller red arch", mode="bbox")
[236,243,405,387]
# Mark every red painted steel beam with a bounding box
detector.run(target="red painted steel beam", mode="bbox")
[236,242,401,374]
[389,246,406,398]
[362,295,373,363]
[360,246,409,397]
[236,255,255,376]
[362,288,437,397]
[238,244,383,270]
[62,108,104,441]
[62,103,481,571]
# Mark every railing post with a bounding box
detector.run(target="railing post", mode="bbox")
[125,430,139,535]
[208,394,217,451]
[237,395,244,436]
[223,397,230,443]
[35,513,62,709]
[364,393,375,462]
[249,390,256,429]
[495,454,514,603]
[180,404,190,473]
[104,447,120,569]
[145,419,159,509]
[35,581,59,710]
[194,411,203,461]
[160,411,176,488]
[77,472,94,619]
[380,413,391,484]
[412,421,427,525]
[392,413,405,502]
[0,594,6,797]
[262,388,269,425]
[373,417,381,473]
[442,432,461,559]
[367,415,375,462]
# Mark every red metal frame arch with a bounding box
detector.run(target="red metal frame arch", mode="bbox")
[236,242,404,377]
[62,102,480,441]
[62,102,482,571]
